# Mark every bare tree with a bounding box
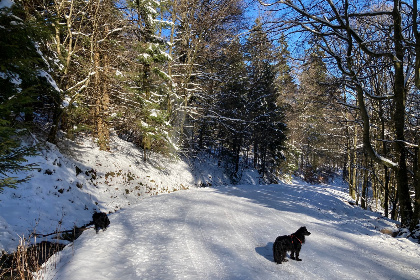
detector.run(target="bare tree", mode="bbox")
[259,0,418,227]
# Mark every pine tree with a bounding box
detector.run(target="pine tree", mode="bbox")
[275,34,296,101]
[0,2,56,189]
[168,0,245,151]
[117,0,173,160]
[299,47,335,173]
[213,38,249,180]
[272,33,298,178]
[244,19,287,180]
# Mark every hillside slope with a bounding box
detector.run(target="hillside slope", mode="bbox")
[0,133,260,253]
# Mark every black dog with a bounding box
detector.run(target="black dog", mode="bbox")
[91,212,110,233]
[273,226,311,264]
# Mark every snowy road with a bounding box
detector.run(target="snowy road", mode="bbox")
[41,182,420,280]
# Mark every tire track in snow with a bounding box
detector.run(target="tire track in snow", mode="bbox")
[181,190,226,280]
[222,206,276,278]
[178,201,202,279]
[184,189,278,279]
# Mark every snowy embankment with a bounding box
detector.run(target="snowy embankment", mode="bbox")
[0,133,257,253]
[41,181,420,280]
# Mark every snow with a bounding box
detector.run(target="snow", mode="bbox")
[150,109,158,117]
[1,134,419,279]
[0,71,22,92]
[39,182,420,280]
[141,53,151,60]
[61,95,71,108]
[0,134,196,252]
[38,70,61,93]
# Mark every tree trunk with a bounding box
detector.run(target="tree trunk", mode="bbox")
[379,101,390,218]
[361,157,368,210]
[47,105,62,144]
[393,0,412,227]
[94,49,110,151]
[384,166,390,218]
[410,0,420,232]
[350,127,357,199]
[414,0,420,89]
[411,139,420,230]
[234,139,241,176]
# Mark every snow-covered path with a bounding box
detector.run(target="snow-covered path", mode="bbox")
[41,181,420,280]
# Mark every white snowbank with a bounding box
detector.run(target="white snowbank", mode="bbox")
[0,134,200,252]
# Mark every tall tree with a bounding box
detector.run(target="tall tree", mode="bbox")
[0,2,58,189]
[168,0,245,149]
[213,38,249,180]
[296,46,342,179]
[244,19,287,180]
[259,0,417,227]
[115,0,173,160]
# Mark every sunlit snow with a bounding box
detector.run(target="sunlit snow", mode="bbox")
[0,134,419,280]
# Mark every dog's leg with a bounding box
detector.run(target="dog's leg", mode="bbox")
[273,244,285,264]
[273,251,278,263]
[274,253,281,264]
[295,249,302,261]
[281,251,288,262]
[275,252,281,264]
[290,250,295,260]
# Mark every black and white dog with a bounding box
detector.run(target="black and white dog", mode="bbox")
[273,226,311,264]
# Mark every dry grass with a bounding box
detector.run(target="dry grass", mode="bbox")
[0,235,65,280]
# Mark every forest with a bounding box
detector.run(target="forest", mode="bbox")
[0,0,419,232]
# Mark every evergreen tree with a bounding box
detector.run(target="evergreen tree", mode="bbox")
[117,0,173,160]
[214,39,249,180]
[298,47,336,173]
[275,34,296,101]
[168,0,245,150]
[272,33,298,178]
[244,19,287,180]
[0,2,56,189]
